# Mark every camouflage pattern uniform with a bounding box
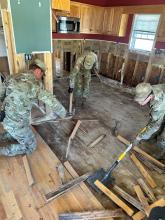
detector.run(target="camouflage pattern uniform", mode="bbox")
[69,51,98,98]
[0,72,66,156]
[136,84,165,150]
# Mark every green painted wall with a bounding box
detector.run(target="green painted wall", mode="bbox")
[10,0,52,54]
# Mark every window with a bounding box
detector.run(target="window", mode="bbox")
[129,14,160,52]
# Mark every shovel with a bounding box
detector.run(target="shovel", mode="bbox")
[87,143,134,192]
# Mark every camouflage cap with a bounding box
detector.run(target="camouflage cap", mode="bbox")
[134,83,152,102]
[32,59,47,72]
[84,54,95,70]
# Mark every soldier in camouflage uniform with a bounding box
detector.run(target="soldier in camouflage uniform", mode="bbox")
[0,59,66,156]
[68,48,98,106]
[134,82,165,159]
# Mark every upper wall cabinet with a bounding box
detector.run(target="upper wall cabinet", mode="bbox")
[90,7,105,34]
[52,0,70,12]
[80,4,93,33]
[118,14,129,37]
[103,7,126,36]
[52,1,129,37]
[103,8,115,35]
[80,5,105,34]
[54,2,80,18]
[70,2,81,18]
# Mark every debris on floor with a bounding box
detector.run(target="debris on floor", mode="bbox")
[34,79,165,219]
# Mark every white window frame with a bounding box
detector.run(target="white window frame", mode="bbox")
[129,14,160,54]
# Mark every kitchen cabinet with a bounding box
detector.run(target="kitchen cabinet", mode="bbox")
[103,8,115,35]
[52,2,129,37]
[103,7,125,36]
[53,2,80,18]
[52,0,70,12]
[90,7,105,34]
[80,4,93,33]
[70,2,81,18]
[118,14,129,37]
[80,5,105,34]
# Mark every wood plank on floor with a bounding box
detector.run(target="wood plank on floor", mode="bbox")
[0,127,107,220]
[1,191,23,220]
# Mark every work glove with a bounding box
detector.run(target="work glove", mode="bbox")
[68,87,74,93]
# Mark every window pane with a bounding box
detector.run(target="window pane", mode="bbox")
[134,39,153,51]
[129,14,160,52]
[134,14,160,32]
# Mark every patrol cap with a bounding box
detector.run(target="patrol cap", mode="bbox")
[134,83,152,102]
[32,59,47,72]
[84,54,95,70]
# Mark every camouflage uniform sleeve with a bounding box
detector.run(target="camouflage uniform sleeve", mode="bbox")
[69,59,81,88]
[37,89,66,118]
[138,109,165,140]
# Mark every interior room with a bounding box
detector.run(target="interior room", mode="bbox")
[0,0,165,219]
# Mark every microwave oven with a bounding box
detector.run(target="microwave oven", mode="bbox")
[56,16,80,33]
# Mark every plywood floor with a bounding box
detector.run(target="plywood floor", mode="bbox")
[0,127,113,220]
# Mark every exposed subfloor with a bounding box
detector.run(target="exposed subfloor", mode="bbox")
[35,76,165,213]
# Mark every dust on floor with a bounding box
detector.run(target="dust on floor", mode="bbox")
[35,76,165,213]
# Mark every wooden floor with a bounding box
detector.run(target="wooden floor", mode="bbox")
[0,128,113,220]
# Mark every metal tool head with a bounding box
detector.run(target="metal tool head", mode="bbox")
[111,119,121,136]
[87,168,114,193]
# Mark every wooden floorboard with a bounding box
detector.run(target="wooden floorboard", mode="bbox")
[0,128,110,220]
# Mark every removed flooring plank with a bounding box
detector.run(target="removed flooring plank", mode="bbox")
[1,191,23,220]
[22,155,34,186]
[59,209,125,220]
[137,178,156,203]
[66,120,81,158]
[0,126,108,219]
[64,161,103,203]
[135,152,165,174]
[88,134,106,148]
[113,185,144,211]
[45,172,92,201]
[63,161,116,220]
[130,153,157,189]
[134,185,149,216]
[117,135,165,169]
[70,120,82,140]
[132,198,165,220]
[95,180,134,217]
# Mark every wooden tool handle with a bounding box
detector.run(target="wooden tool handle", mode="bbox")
[69,93,73,114]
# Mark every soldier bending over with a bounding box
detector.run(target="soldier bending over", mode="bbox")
[134,83,165,160]
[0,59,66,156]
